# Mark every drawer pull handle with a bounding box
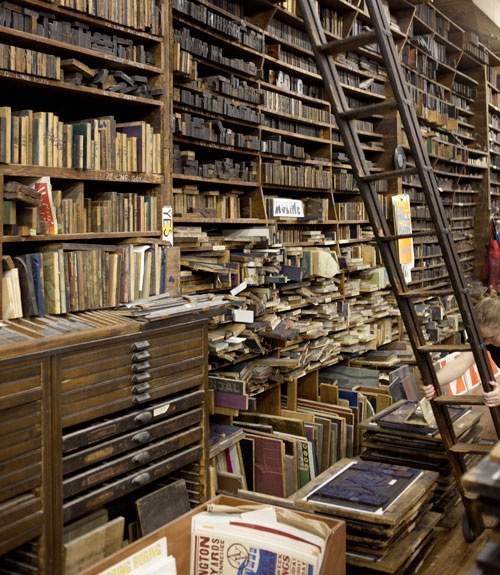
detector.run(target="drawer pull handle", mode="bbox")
[132,451,151,464]
[132,383,151,395]
[134,412,153,425]
[132,361,150,373]
[132,431,151,443]
[131,350,151,363]
[131,340,150,351]
[132,393,151,405]
[132,472,151,486]
[132,372,151,384]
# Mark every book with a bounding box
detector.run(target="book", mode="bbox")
[25,176,58,235]
[0,106,12,164]
[2,268,23,319]
[29,253,45,315]
[116,121,147,172]
[190,507,326,575]
[13,255,38,316]
[209,424,245,458]
[41,250,64,314]
[69,120,92,169]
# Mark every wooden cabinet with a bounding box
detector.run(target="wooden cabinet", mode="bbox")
[0,315,209,575]
[0,358,47,557]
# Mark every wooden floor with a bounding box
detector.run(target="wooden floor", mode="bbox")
[415,401,497,575]
[417,506,489,575]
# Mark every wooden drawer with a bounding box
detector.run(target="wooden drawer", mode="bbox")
[63,444,203,523]
[60,324,206,427]
[63,389,205,453]
[63,424,203,498]
[0,361,42,410]
[0,495,43,556]
[63,408,204,477]
[0,359,44,554]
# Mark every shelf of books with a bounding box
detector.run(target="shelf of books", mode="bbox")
[396,1,490,287]
[0,0,173,321]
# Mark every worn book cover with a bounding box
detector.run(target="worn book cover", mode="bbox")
[190,510,324,575]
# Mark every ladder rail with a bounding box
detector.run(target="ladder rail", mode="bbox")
[295,0,500,539]
[364,0,497,395]
[296,0,500,421]
[296,0,440,388]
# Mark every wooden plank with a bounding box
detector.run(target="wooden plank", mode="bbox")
[63,516,125,575]
[63,509,109,542]
[136,479,191,536]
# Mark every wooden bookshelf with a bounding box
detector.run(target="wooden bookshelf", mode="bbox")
[0,0,176,320]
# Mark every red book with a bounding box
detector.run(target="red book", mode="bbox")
[34,176,58,234]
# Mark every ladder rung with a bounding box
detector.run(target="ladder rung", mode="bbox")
[360,167,419,183]
[339,100,398,120]
[433,394,484,406]
[398,288,454,298]
[418,343,471,353]
[448,442,493,455]
[319,31,378,55]
[379,231,438,242]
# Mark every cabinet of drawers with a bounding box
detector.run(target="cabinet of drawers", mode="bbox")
[0,359,46,557]
[0,316,209,574]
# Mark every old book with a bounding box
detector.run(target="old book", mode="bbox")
[2,268,23,319]
[69,120,92,169]
[190,508,326,575]
[41,250,63,314]
[245,433,286,498]
[209,424,245,458]
[24,176,58,234]
[0,106,12,163]
[12,109,32,164]
[13,255,38,316]
[10,113,19,164]
[29,253,45,315]
[32,111,47,165]
[116,121,147,172]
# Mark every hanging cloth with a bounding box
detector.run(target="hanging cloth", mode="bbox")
[482,219,500,289]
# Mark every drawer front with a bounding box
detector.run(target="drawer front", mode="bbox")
[0,359,44,552]
[63,407,204,475]
[0,495,43,556]
[0,362,42,410]
[60,323,206,427]
[63,444,203,523]
[63,389,205,453]
[63,424,203,498]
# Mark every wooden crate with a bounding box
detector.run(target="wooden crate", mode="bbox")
[79,494,346,575]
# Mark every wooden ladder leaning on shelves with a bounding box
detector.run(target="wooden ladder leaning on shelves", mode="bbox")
[294,0,500,541]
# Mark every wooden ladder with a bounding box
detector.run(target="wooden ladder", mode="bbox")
[295,0,500,540]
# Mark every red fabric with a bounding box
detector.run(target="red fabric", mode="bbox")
[483,221,500,289]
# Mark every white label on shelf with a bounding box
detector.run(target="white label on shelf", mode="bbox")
[153,403,171,417]
[162,205,173,246]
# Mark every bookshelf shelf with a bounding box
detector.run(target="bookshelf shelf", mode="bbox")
[0,0,171,325]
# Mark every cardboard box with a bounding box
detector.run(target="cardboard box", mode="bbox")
[79,494,346,575]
